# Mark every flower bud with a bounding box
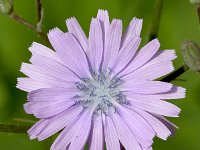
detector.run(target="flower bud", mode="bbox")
[181,40,200,72]
[0,0,13,15]
[190,0,200,24]
[190,0,200,4]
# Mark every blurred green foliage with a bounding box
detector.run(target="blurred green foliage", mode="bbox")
[0,0,200,149]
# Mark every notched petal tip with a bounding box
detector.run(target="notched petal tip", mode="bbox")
[178,86,186,99]
[97,9,110,26]
[65,16,76,24]
[19,62,26,72]
[90,17,98,23]
[48,27,63,37]
[167,49,177,60]
[146,38,161,51]
[132,16,143,21]
[29,135,37,140]
[97,9,109,16]
[111,18,122,24]
[28,42,40,55]
[128,17,143,37]
[47,27,65,50]
[16,77,22,88]
[28,42,51,53]
[29,42,38,51]
[151,38,160,45]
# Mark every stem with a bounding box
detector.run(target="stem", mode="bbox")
[36,0,42,22]
[0,124,31,133]
[149,0,164,41]
[10,12,36,31]
[9,12,49,43]
[120,144,125,150]
[148,0,189,82]
[161,65,189,82]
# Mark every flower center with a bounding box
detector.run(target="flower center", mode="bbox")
[73,71,129,113]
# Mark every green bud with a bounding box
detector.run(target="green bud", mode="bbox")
[190,0,200,23]
[181,40,200,72]
[190,0,200,4]
[0,0,13,15]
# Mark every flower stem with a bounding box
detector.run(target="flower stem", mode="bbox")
[9,11,49,43]
[149,0,164,41]
[161,65,189,82]
[120,143,125,150]
[0,124,31,133]
[36,0,42,22]
[149,0,189,82]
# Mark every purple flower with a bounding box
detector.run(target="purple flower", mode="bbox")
[17,10,186,150]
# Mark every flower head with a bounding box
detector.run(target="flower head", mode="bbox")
[17,9,186,150]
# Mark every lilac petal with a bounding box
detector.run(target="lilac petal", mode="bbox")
[30,55,78,81]
[104,115,120,150]
[48,28,91,78]
[101,19,122,72]
[116,105,155,140]
[47,28,66,57]
[66,17,88,52]
[119,39,160,77]
[24,100,74,118]
[89,113,104,150]
[97,9,110,40]
[61,33,91,77]
[28,87,78,102]
[17,78,52,92]
[110,110,141,150]
[133,107,172,140]
[50,119,80,149]
[37,105,83,141]
[48,27,64,51]
[121,18,143,46]
[148,147,153,150]
[135,137,153,150]
[121,50,175,81]
[68,112,92,149]
[122,81,172,94]
[147,50,177,65]
[88,18,103,70]
[111,36,141,75]
[20,63,75,87]
[151,86,186,100]
[122,61,174,81]
[154,114,178,136]
[116,105,154,148]
[51,110,92,150]
[127,94,181,117]
[29,42,62,64]
[28,119,48,140]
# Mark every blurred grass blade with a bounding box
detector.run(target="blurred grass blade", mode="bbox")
[0,124,31,133]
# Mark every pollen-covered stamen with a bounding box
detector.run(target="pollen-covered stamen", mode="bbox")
[73,71,128,113]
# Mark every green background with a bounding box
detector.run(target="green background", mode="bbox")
[0,0,200,149]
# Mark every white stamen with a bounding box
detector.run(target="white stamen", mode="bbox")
[73,71,129,113]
